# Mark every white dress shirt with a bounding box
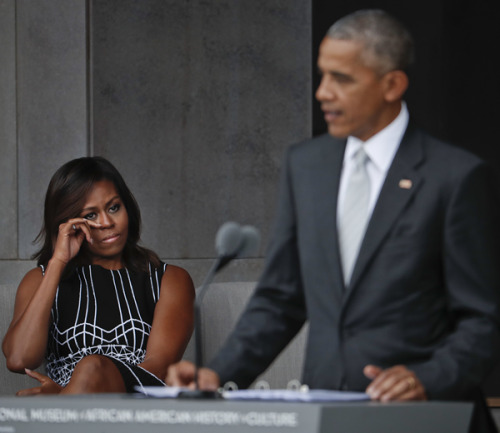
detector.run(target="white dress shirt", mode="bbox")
[337,102,409,226]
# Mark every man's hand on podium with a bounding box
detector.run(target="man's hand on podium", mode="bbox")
[165,360,220,391]
[165,361,428,402]
[364,364,427,402]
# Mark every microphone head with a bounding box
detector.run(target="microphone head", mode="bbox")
[215,221,243,257]
[238,225,260,258]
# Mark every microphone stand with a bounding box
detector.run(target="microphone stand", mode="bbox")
[177,254,234,399]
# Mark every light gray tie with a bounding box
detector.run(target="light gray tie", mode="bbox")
[338,147,370,286]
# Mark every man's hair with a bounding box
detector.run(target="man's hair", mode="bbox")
[326,9,415,75]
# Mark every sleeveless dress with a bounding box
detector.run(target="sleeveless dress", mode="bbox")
[45,262,167,392]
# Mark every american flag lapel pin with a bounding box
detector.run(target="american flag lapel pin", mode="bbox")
[399,179,412,189]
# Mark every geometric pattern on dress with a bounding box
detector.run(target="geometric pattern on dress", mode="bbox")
[110,357,165,393]
[46,262,166,387]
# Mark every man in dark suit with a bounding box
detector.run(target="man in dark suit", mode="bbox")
[167,9,500,431]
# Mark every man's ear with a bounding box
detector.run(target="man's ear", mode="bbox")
[383,70,409,102]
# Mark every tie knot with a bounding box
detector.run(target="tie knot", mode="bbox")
[353,146,369,166]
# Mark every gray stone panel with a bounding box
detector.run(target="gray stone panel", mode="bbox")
[0,0,17,259]
[91,0,312,261]
[0,260,36,286]
[16,0,88,259]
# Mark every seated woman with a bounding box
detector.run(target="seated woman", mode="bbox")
[2,157,195,394]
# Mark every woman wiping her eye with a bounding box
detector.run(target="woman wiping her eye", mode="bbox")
[2,156,194,395]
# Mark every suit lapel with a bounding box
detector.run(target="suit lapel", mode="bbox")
[313,136,346,301]
[345,124,425,295]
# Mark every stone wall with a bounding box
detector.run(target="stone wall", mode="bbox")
[0,0,312,287]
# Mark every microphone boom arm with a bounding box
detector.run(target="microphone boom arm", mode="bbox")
[178,222,259,399]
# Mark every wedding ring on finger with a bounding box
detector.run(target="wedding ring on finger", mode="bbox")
[406,376,416,390]
[72,224,77,231]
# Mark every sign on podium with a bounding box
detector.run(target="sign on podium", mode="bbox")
[0,394,472,433]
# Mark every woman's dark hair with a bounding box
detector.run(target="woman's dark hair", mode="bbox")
[32,156,160,273]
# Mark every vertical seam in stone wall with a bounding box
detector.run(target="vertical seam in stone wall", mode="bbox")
[309,0,314,137]
[86,0,94,156]
[14,0,19,258]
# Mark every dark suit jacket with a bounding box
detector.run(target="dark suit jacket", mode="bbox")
[210,123,500,411]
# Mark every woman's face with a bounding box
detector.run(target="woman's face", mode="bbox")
[79,180,129,269]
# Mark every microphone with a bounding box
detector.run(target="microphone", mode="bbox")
[213,222,261,274]
[178,221,260,399]
[238,225,261,258]
[215,221,243,256]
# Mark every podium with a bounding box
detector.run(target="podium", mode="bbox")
[0,394,472,433]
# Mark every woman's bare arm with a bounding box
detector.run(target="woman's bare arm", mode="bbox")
[2,219,99,372]
[138,265,195,380]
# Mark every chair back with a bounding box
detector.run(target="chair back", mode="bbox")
[183,282,307,389]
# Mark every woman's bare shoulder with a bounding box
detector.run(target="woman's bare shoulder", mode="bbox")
[17,267,44,291]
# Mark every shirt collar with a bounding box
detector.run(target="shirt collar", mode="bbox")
[345,102,409,173]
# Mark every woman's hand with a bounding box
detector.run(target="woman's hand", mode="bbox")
[51,219,101,265]
[16,369,63,396]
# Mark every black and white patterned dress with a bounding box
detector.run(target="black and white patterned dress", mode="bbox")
[45,263,167,392]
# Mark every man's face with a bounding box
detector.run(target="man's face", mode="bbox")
[316,37,393,141]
